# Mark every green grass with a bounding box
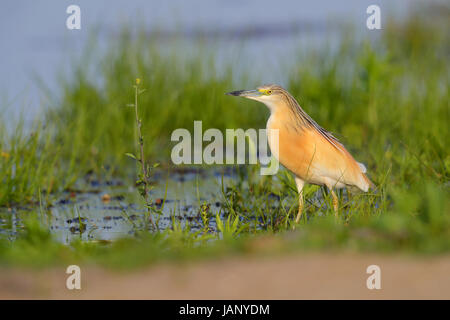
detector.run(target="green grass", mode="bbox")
[46,32,266,177]
[0,121,80,206]
[0,11,448,268]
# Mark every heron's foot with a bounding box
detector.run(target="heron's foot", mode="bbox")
[295,208,303,224]
[291,208,303,230]
[329,189,339,217]
[332,197,339,217]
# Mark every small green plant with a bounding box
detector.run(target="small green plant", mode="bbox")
[125,78,158,230]
[215,213,248,240]
[199,202,211,234]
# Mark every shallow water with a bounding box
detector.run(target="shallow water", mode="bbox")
[0,163,372,243]
[0,167,237,244]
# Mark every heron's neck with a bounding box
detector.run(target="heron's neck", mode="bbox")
[265,101,294,130]
[262,100,288,115]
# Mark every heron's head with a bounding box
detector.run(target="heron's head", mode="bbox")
[226,84,287,111]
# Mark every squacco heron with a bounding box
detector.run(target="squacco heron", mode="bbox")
[227,84,373,222]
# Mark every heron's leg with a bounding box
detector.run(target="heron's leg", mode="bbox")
[294,177,305,223]
[329,188,339,216]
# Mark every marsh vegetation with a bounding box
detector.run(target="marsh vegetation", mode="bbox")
[0,12,448,268]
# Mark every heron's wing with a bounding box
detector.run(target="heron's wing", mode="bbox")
[277,125,370,191]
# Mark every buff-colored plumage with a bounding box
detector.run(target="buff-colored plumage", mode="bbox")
[227,84,373,222]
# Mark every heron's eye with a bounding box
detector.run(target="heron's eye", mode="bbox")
[266,90,272,95]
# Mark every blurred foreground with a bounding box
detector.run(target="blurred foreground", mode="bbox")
[1,251,449,299]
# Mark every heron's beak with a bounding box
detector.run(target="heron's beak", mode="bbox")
[226,89,262,98]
